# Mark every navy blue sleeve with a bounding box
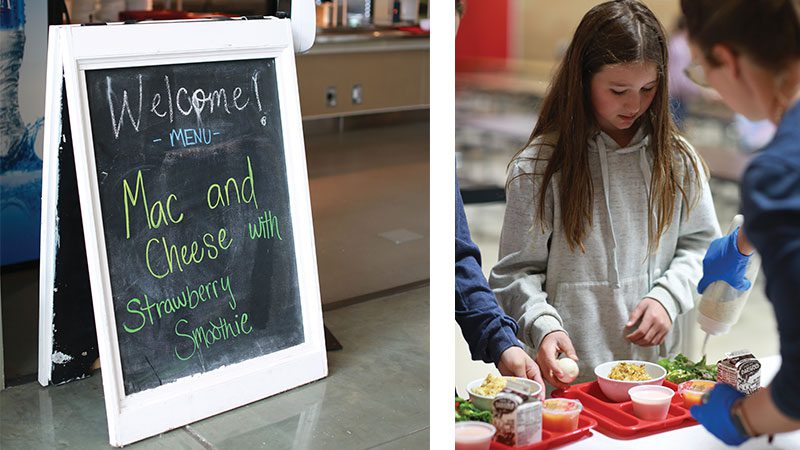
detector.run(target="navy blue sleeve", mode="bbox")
[741,156,800,419]
[455,177,521,364]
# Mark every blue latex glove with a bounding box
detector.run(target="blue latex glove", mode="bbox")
[691,384,749,446]
[697,226,752,294]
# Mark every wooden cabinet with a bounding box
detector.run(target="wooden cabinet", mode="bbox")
[296,38,429,118]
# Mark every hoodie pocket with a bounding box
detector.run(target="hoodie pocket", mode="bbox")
[554,275,662,381]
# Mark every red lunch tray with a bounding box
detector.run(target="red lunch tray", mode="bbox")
[552,380,697,439]
[490,414,598,450]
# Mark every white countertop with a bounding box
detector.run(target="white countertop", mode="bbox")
[563,355,800,449]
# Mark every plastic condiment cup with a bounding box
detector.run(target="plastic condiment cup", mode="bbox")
[542,398,583,432]
[678,380,716,408]
[628,385,675,421]
[455,421,496,450]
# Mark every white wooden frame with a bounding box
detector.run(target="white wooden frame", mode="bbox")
[38,23,66,388]
[42,18,326,447]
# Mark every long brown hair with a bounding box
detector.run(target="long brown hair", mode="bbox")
[681,0,800,73]
[511,0,705,254]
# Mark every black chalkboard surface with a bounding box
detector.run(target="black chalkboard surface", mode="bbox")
[84,59,304,395]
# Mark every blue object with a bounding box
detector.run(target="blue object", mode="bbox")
[740,100,800,419]
[670,96,688,130]
[1,0,26,30]
[697,227,752,294]
[1,0,45,266]
[690,384,749,446]
[455,176,522,364]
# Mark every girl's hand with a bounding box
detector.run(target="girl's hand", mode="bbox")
[535,331,578,390]
[497,346,546,400]
[625,297,672,346]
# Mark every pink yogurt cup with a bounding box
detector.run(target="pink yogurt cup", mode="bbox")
[455,421,497,450]
[628,385,675,421]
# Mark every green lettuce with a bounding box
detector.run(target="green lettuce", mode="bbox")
[455,397,492,423]
[657,353,717,383]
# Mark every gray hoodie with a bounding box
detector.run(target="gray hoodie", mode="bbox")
[489,127,720,384]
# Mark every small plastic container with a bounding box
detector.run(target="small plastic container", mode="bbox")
[628,385,675,421]
[677,380,716,408]
[454,421,496,450]
[542,398,583,432]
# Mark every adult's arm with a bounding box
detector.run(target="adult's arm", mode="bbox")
[741,156,800,424]
[455,176,520,364]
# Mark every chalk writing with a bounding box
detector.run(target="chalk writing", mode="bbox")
[105,71,265,138]
[206,156,259,210]
[107,74,143,138]
[123,274,237,333]
[122,170,184,239]
[144,227,232,279]
[248,210,282,240]
[174,312,253,361]
[169,128,212,147]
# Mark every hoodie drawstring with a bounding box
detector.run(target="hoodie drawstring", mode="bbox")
[597,139,621,288]
[639,146,656,284]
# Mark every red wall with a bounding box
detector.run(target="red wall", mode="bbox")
[455,0,510,69]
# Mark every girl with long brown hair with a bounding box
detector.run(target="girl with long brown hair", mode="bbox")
[489,0,720,389]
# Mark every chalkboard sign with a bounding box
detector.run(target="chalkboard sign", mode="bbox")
[84,59,305,394]
[39,18,326,446]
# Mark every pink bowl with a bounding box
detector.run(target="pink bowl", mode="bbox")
[594,360,667,402]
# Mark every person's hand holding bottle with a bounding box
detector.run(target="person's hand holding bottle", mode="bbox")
[698,226,755,294]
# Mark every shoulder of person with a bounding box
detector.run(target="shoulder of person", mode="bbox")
[743,152,800,191]
[740,153,800,220]
[511,133,558,175]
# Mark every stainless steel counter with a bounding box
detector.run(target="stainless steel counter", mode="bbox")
[310,26,429,53]
[296,26,429,117]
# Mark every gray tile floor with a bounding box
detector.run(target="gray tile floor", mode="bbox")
[1,286,430,450]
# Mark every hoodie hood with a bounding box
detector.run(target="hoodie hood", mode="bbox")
[588,125,650,155]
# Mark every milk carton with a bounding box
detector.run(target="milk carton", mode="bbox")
[492,380,542,447]
[717,350,761,395]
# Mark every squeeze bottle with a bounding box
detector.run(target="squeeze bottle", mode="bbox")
[696,214,761,336]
